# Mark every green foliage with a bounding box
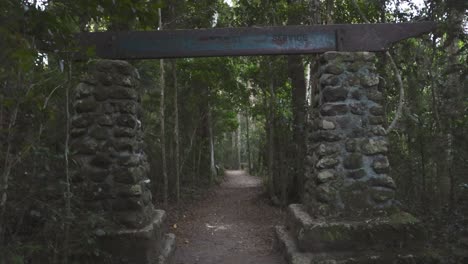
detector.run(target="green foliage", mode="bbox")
[1,0,467,262]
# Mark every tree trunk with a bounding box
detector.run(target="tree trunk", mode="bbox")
[0,94,19,258]
[267,63,275,197]
[287,0,313,202]
[325,0,334,24]
[246,113,251,173]
[208,104,216,184]
[196,142,202,185]
[173,60,180,203]
[158,8,168,206]
[440,5,463,210]
[62,60,73,264]
[288,54,306,201]
[237,113,242,169]
[232,131,236,169]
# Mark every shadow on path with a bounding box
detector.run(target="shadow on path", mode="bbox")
[171,170,286,264]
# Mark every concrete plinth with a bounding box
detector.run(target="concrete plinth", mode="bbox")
[276,204,435,264]
[97,210,175,264]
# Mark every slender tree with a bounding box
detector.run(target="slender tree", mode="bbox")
[237,112,242,169]
[173,60,180,203]
[267,62,276,197]
[208,103,216,184]
[158,8,168,205]
[246,112,252,173]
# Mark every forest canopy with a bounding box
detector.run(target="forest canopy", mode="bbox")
[0,0,466,263]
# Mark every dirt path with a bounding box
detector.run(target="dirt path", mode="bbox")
[169,170,286,264]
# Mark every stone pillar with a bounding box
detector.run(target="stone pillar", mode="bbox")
[276,52,431,264]
[305,51,395,216]
[71,60,175,263]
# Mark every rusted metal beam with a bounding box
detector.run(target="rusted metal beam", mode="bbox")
[77,22,436,59]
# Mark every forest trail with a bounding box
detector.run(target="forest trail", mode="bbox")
[171,170,287,264]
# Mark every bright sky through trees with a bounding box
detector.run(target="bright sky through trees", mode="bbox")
[223,0,427,9]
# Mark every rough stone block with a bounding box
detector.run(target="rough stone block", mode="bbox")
[347,168,366,179]
[368,175,396,189]
[369,115,385,125]
[70,128,87,137]
[87,182,112,200]
[343,153,363,169]
[322,86,348,102]
[371,125,387,136]
[350,102,367,115]
[72,115,93,128]
[361,138,388,155]
[112,139,138,153]
[346,74,361,86]
[113,166,142,184]
[372,156,390,173]
[118,101,138,114]
[109,86,139,100]
[111,197,144,211]
[95,71,114,86]
[72,138,98,155]
[90,126,110,140]
[75,98,98,113]
[335,115,354,129]
[116,153,141,166]
[370,186,395,203]
[90,153,113,168]
[370,105,384,116]
[75,83,94,99]
[320,103,349,116]
[317,143,339,157]
[316,183,335,203]
[317,170,335,183]
[324,63,345,75]
[114,127,136,138]
[314,131,343,142]
[360,73,380,87]
[86,168,109,183]
[97,115,114,126]
[366,89,384,103]
[320,119,336,130]
[117,114,138,128]
[316,157,339,169]
[345,138,359,152]
[350,88,362,100]
[115,183,143,197]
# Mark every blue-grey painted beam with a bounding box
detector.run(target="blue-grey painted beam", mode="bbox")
[77,22,436,59]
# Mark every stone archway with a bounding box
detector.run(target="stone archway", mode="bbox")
[70,53,428,263]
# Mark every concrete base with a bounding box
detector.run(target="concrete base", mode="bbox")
[98,209,176,264]
[276,204,439,264]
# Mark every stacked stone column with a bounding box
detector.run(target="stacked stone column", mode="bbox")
[71,60,174,263]
[277,52,430,264]
[305,51,395,217]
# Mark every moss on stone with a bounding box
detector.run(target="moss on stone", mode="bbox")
[320,224,351,242]
[386,211,419,225]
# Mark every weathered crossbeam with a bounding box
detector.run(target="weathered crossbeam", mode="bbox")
[77,22,436,59]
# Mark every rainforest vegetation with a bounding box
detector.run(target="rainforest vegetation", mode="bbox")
[0,0,466,263]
